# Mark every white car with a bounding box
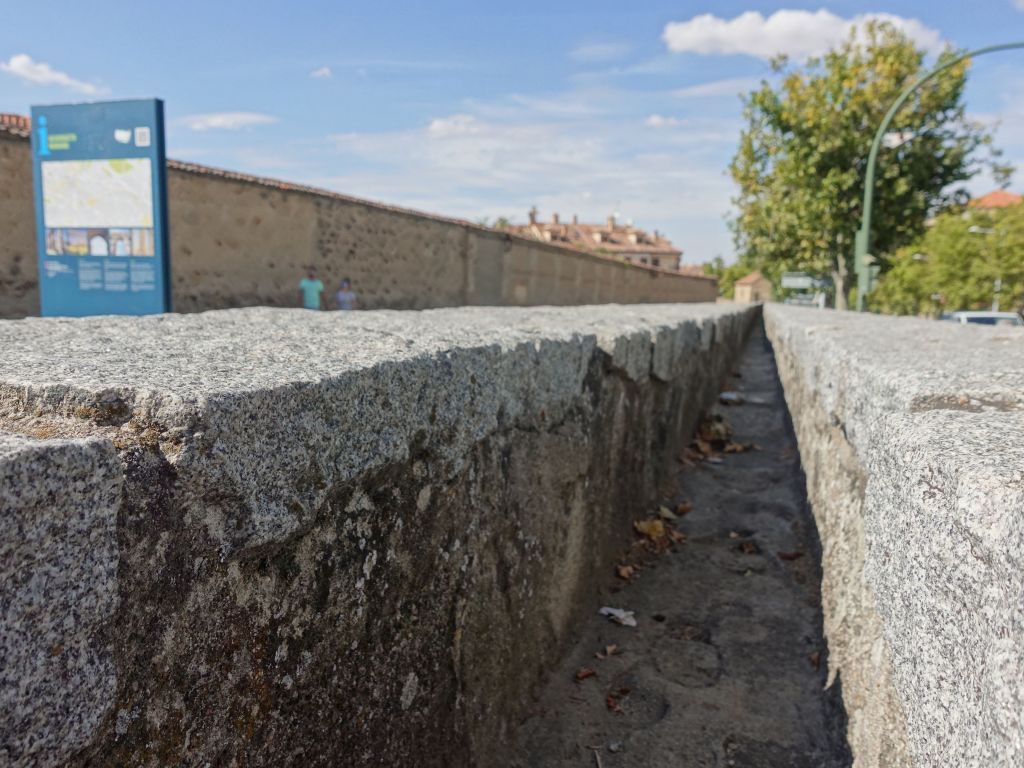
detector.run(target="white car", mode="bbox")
[948,311,1023,327]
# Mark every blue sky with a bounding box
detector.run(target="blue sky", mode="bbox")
[2,1,1023,265]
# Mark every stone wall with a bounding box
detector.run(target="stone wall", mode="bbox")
[0,133,37,318]
[0,302,755,767]
[0,129,717,318]
[765,305,1024,768]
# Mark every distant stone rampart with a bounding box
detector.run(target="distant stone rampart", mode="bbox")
[0,126,716,318]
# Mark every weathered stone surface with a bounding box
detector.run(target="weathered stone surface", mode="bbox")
[0,303,754,766]
[765,305,1024,768]
[0,432,122,767]
[511,324,852,767]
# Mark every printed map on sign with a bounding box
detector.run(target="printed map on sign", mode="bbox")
[41,158,153,227]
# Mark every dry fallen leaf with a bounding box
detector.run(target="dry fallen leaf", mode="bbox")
[809,651,821,670]
[698,416,732,444]
[595,644,621,660]
[616,564,636,581]
[728,531,740,539]
[657,505,678,520]
[575,667,597,682]
[739,541,759,555]
[605,687,631,715]
[693,438,713,456]
[667,528,687,544]
[778,551,804,561]
[634,518,665,541]
[723,441,754,454]
[676,501,693,516]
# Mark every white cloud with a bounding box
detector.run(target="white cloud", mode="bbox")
[427,114,483,138]
[673,77,761,99]
[966,76,1024,197]
[662,10,944,61]
[310,66,332,79]
[179,112,277,131]
[467,91,607,120]
[0,53,105,95]
[322,91,741,264]
[645,114,684,128]
[569,42,630,63]
[1016,0,1024,11]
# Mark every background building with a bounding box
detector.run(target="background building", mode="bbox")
[968,189,1022,210]
[734,271,773,303]
[510,209,685,271]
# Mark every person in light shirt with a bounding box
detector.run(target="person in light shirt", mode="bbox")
[298,268,324,310]
[334,277,358,311]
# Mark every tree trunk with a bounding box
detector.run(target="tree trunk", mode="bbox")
[832,269,848,310]
[832,255,849,310]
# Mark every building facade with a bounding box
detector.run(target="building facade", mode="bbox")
[734,271,773,304]
[509,209,684,271]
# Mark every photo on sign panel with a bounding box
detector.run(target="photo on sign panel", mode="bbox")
[130,228,155,256]
[62,229,88,256]
[109,228,132,256]
[45,229,64,255]
[87,229,110,256]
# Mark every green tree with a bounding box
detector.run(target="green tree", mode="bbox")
[730,21,1009,309]
[871,202,1024,315]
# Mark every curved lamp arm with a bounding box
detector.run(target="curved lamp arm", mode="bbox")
[854,42,1024,311]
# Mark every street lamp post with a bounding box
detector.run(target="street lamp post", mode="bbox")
[854,41,1024,311]
[968,225,1003,311]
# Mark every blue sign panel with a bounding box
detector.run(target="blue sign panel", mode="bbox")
[30,99,171,316]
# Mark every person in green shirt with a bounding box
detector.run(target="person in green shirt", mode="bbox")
[298,268,325,310]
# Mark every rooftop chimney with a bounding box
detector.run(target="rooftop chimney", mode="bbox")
[528,206,538,225]
[572,214,578,225]
[606,215,616,231]
[551,212,559,224]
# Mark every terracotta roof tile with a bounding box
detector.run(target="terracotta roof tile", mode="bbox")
[0,114,31,138]
[735,271,768,286]
[969,190,1022,209]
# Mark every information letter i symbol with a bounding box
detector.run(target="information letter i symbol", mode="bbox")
[38,115,50,156]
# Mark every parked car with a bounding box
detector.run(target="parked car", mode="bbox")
[947,311,1023,327]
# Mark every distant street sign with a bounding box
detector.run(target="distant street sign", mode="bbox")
[781,272,814,290]
[30,99,171,316]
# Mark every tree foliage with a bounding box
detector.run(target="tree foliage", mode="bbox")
[871,203,1024,315]
[730,22,1009,308]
